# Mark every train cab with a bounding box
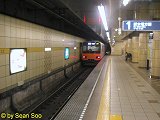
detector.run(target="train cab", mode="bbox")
[81,41,105,65]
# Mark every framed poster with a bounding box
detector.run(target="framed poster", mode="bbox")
[10,48,27,74]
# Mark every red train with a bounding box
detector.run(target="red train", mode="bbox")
[81,41,105,65]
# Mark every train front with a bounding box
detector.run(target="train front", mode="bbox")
[82,41,103,65]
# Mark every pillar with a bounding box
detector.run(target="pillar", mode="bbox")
[125,41,128,53]
[132,36,139,62]
[124,41,127,54]
[138,33,147,67]
[127,38,132,54]
[151,32,160,78]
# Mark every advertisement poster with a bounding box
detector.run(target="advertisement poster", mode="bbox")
[10,49,27,74]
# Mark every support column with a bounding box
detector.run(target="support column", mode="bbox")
[138,33,147,67]
[127,38,132,54]
[151,32,160,78]
[132,36,139,62]
[125,41,129,53]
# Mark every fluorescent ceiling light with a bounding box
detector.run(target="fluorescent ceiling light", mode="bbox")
[123,0,130,6]
[98,5,108,31]
[98,5,110,40]
[107,32,110,40]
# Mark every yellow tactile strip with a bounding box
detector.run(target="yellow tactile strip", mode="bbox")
[96,59,110,120]
[96,59,123,120]
[110,115,122,120]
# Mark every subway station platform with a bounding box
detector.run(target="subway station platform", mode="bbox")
[55,56,160,120]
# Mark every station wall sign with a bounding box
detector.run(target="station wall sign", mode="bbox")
[122,20,160,31]
[64,47,70,60]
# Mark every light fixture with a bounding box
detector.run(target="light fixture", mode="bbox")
[98,5,108,31]
[106,32,110,40]
[45,48,51,51]
[88,43,91,45]
[115,28,118,31]
[123,0,130,6]
[150,33,153,35]
[98,4,110,40]
[118,28,122,35]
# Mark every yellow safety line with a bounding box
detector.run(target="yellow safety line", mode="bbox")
[110,115,122,120]
[96,61,110,120]
[96,59,123,120]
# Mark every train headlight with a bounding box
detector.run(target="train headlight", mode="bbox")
[96,56,101,59]
[83,55,86,59]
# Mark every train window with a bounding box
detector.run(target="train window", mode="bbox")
[10,48,27,74]
[88,46,100,52]
[83,46,87,51]
[82,44,100,53]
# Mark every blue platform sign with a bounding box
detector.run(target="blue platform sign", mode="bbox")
[122,20,160,31]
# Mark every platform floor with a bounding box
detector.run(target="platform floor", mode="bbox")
[108,56,160,120]
[55,56,160,120]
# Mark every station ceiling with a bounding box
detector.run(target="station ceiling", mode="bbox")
[61,0,160,39]
[1,0,160,42]
[0,0,106,43]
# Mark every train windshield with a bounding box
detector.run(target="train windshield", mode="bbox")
[82,42,100,53]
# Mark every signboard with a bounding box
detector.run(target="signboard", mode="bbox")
[122,20,160,31]
[64,47,70,60]
[10,48,27,74]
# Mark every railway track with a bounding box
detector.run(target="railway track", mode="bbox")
[21,67,94,120]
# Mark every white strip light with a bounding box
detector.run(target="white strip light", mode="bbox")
[123,0,130,6]
[106,32,110,40]
[98,5,110,40]
[45,48,51,51]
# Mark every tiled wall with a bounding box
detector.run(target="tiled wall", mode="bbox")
[111,42,125,56]
[0,14,85,93]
